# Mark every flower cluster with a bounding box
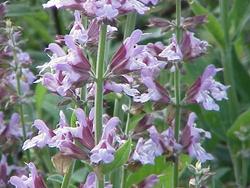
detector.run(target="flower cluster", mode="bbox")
[9,162,47,188]
[132,112,213,165]
[43,0,158,21]
[23,108,122,164]
[0,14,35,106]
[132,126,180,164]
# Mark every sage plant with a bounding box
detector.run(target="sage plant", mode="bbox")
[0,0,232,188]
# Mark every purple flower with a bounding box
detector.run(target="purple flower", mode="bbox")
[22,109,94,160]
[0,2,6,18]
[95,3,119,20]
[22,120,54,150]
[0,112,22,139]
[48,109,93,160]
[186,64,229,111]
[137,174,159,188]
[182,15,207,30]
[68,108,95,150]
[43,0,157,20]
[132,137,159,164]
[145,42,165,57]
[148,126,181,154]
[180,112,213,163]
[181,31,209,60]
[109,29,143,74]
[7,68,35,95]
[0,155,8,187]
[43,0,82,9]
[79,172,112,188]
[134,70,170,103]
[133,114,153,137]
[69,11,88,45]
[159,35,183,63]
[79,172,96,188]
[68,11,117,47]
[103,29,145,98]
[39,35,91,96]
[149,15,207,31]
[90,117,120,164]
[17,52,32,66]
[132,126,180,164]
[9,162,47,188]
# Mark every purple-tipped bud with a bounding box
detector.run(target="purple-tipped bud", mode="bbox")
[22,120,54,150]
[137,174,159,188]
[181,31,209,61]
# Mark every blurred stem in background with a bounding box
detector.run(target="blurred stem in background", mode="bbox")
[9,23,31,162]
[220,0,239,121]
[220,0,243,187]
[173,0,182,187]
[111,12,137,188]
[52,7,64,35]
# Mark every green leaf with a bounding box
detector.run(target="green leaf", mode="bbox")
[230,0,250,40]
[101,139,132,174]
[71,168,89,183]
[6,3,41,17]
[35,84,47,118]
[70,111,77,128]
[47,174,76,188]
[127,114,145,133]
[23,16,53,43]
[231,47,250,104]
[42,94,61,125]
[125,156,169,188]
[190,1,225,48]
[47,174,64,184]
[227,109,250,139]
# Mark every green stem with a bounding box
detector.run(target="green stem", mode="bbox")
[227,141,241,188]
[94,24,107,188]
[241,142,248,188]
[94,24,107,143]
[173,0,182,188]
[60,160,75,188]
[125,99,131,135]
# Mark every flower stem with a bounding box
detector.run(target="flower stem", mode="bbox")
[241,142,248,188]
[173,0,182,187]
[94,23,107,188]
[95,23,107,143]
[60,160,75,188]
